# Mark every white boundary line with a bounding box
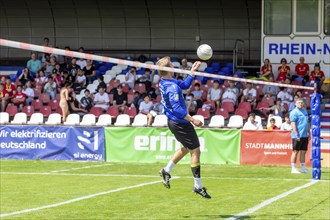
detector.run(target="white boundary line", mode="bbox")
[0,178,170,218]
[225,180,319,220]
[1,172,329,182]
[50,164,112,173]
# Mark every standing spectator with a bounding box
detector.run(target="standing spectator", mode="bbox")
[44,56,57,76]
[243,113,263,130]
[309,63,325,91]
[18,68,34,87]
[68,91,87,115]
[207,81,222,108]
[11,85,26,111]
[294,56,310,85]
[241,82,257,109]
[267,118,280,130]
[277,87,293,106]
[59,83,70,122]
[221,81,238,106]
[83,59,96,85]
[260,58,273,80]
[27,52,42,74]
[3,76,16,98]
[80,89,93,112]
[22,81,34,106]
[76,47,87,70]
[44,77,57,100]
[290,98,309,174]
[125,67,137,89]
[190,83,203,109]
[94,87,110,110]
[113,84,127,113]
[96,76,106,92]
[262,76,279,101]
[277,58,290,82]
[0,84,9,112]
[281,114,292,131]
[68,58,81,78]
[73,69,86,93]
[139,94,155,126]
[35,70,48,87]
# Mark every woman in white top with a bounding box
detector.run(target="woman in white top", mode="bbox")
[22,80,35,106]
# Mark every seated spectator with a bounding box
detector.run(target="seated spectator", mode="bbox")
[77,47,87,69]
[277,58,290,82]
[289,95,299,112]
[233,74,244,99]
[0,84,10,112]
[260,58,273,80]
[277,87,293,106]
[175,58,191,79]
[293,56,309,85]
[44,77,56,100]
[131,91,142,109]
[68,58,81,78]
[3,76,16,98]
[152,102,164,115]
[280,114,292,130]
[61,71,74,86]
[284,78,293,94]
[263,76,279,100]
[80,89,93,112]
[94,87,109,110]
[113,85,127,113]
[190,83,203,109]
[267,118,280,130]
[139,94,155,126]
[51,72,63,92]
[83,59,96,85]
[18,67,34,86]
[125,67,137,89]
[68,91,87,115]
[22,81,34,106]
[221,81,237,106]
[96,75,106,92]
[73,69,86,93]
[11,85,26,111]
[186,93,197,113]
[52,63,62,75]
[309,63,325,91]
[243,113,263,130]
[43,55,57,76]
[241,82,257,109]
[261,98,286,118]
[35,70,48,87]
[27,52,42,74]
[136,68,154,91]
[207,80,222,108]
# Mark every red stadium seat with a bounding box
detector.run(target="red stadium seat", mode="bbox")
[121,83,130,93]
[109,94,114,105]
[257,102,270,113]
[203,101,216,112]
[39,93,50,104]
[127,94,134,105]
[261,97,275,106]
[49,100,59,111]
[56,106,62,115]
[6,105,18,117]
[22,106,35,117]
[235,108,248,120]
[221,102,235,113]
[110,79,120,88]
[90,107,103,118]
[40,106,52,117]
[31,100,43,110]
[134,83,146,94]
[106,84,113,93]
[196,108,211,119]
[292,81,302,86]
[33,88,41,98]
[106,106,119,118]
[238,102,252,113]
[215,108,229,119]
[124,107,137,118]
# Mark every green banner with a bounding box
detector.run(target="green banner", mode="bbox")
[105,127,240,164]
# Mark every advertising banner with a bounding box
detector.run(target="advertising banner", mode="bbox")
[105,127,240,164]
[241,131,311,166]
[0,126,105,161]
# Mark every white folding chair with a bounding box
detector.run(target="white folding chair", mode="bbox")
[116,75,126,83]
[0,112,9,124]
[96,114,112,126]
[208,115,225,128]
[114,114,130,126]
[11,113,27,124]
[152,115,168,127]
[192,115,205,127]
[132,114,148,127]
[80,114,96,126]
[64,114,80,125]
[45,113,62,125]
[267,115,283,128]
[227,115,243,128]
[27,113,44,125]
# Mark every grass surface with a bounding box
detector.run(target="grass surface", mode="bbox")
[0,160,329,219]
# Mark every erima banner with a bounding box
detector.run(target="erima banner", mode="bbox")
[241,131,311,166]
[0,126,105,161]
[105,127,240,164]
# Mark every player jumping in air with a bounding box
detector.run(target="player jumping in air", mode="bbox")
[156,56,211,199]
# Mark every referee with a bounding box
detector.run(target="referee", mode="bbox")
[157,56,211,199]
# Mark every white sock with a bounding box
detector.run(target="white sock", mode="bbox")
[291,163,296,169]
[164,160,175,173]
[194,177,202,189]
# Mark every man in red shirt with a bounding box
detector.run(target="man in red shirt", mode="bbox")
[12,85,26,110]
[0,84,9,112]
[294,56,310,85]
[3,76,16,97]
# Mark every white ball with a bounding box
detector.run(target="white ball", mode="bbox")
[197,44,213,60]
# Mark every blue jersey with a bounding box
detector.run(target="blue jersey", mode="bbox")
[290,107,309,139]
[159,75,193,123]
